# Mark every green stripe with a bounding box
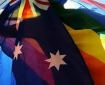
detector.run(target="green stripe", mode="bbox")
[50,2,105,34]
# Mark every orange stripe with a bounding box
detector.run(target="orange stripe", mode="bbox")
[80,50,105,85]
[22,0,34,19]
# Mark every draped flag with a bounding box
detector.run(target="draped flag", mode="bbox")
[0,0,17,85]
[0,0,94,85]
[62,0,105,15]
[0,48,14,85]
[51,1,105,85]
[78,0,105,25]
[0,0,10,9]
[81,0,105,10]
[0,0,105,85]
[79,0,105,15]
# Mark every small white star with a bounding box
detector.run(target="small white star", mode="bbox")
[45,50,67,71]
[13,43,23,60]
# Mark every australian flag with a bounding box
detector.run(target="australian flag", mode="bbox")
[0,0,94,85]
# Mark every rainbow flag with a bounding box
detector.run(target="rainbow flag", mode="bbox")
[0,0,105,85]
[51,1,105,85]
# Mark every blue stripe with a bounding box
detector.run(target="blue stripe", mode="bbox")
[0,47,14,85]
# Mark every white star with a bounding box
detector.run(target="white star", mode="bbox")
[13,43,23,60]
[45,50,67,71]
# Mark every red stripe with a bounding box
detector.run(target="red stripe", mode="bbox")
[3,38,55,85]
[21,38,55,85]
[80,50,105,85]
[81,0,105,10]
[35,0,50,5]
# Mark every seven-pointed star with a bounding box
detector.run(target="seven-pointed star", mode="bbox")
[45,50,67,71]
[13,43,23,60]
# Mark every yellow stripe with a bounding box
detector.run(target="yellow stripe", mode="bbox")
[64,24,105,63]
[12,8,19,18]
[17,0,26,19]
[100,34,105,49]
[16,0,26,30]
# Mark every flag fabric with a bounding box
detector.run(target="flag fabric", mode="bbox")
[0,0,10,9]
[0,0,94,85]
[81,0,105,10]
[0,0,105,85]
[50,2,105,32]
[50,1,105,85]
[0,1,19,85]
[76,0,105,15]
[0,47,15,85]
[53,0,105,15]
